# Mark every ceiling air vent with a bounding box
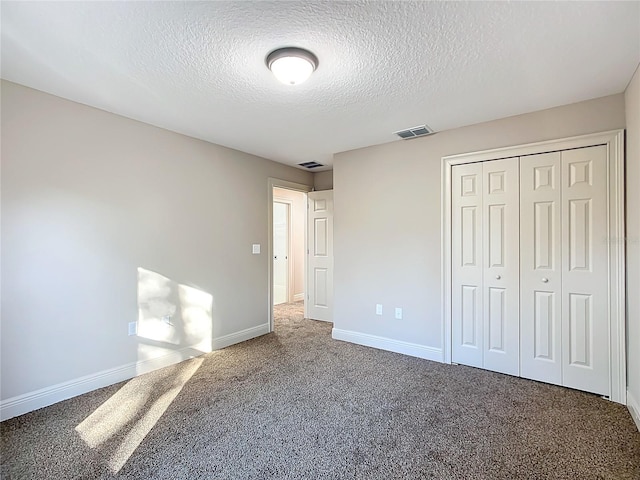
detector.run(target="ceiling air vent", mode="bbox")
[298,161,324,169]
[394,124,434,140]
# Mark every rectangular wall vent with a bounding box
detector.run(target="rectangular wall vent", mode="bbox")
[394,124,434,140]
[298,161,324,169]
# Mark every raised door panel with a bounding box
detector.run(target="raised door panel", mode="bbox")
[568,293,592,366]
[313,268,329,307]
[561,146,609,395]
[452,163,483,368]
[482,158,519,375]
[520,152,562,385]
[487,287,506,352]
[314,218,328,256]
[534,291,556,360]
[461,285,479,346]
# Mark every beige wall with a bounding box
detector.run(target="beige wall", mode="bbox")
[333,94,626,351]
[0,80,313,401]
[273,187,306,301]
[625,64,640,416]
[313,170,333,191]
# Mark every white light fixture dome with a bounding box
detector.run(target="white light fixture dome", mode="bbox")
[266,47,318,86]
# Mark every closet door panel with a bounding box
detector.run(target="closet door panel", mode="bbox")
[482,158,520,375]
[520,152,562,385]
[452,163,483,368]
[561,146,609,395]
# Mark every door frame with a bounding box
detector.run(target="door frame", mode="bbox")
[268,178,313,332]
[441,129,626,403]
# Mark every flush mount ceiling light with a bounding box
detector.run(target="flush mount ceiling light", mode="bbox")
[266,47,318,86]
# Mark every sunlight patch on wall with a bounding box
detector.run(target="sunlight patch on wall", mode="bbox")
[137,268,180,345]
[136,267,213,362]
[75,357,203,473]
[180,283,213,353]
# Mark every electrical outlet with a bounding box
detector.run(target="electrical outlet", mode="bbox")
[395,307,403,320]
[128,321,137,336]
[376,304,383,315]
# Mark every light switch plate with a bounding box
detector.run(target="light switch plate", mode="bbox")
[395,308,403,320]
[252,244,260,254]
[376,304,383,315]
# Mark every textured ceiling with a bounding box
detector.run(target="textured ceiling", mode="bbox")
[2,1,639,170]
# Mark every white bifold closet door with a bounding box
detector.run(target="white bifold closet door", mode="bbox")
[520,146,609,395]
[451,158,520,375]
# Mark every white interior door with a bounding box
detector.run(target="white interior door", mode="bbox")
[561,145,609,395]
[452,162,484,368]
[273,201,289,305]
[482,158,520,375]
[307,190,333,321]
[520,152,563,386]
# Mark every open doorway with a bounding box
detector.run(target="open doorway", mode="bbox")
[272,199,291,305]
[273,188,306,307]
[268,179,312,332]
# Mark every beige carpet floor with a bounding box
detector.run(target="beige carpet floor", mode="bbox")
[1,301,639,479]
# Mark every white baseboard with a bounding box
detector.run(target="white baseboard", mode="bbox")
[332,328,443,363]
[627,389,640,432]
[0,345,207,422]
[212,323,270,350]
[293,293,304,302]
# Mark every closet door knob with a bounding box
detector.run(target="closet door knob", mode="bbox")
[541,278,549,283]
[495,275,501,280]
